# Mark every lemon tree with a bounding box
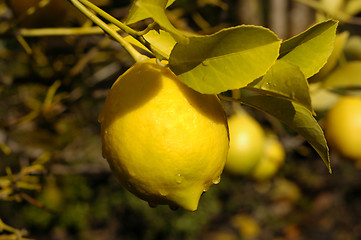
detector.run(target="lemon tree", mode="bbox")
[62,0,338,210]
[325,96,361,161]
[225,112,265,176]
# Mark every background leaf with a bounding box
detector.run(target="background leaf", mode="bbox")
[323,61,361,89]
[279,20,338,78]
[224,92,331,172]
[246,59,313,113]
[169,25,281,94]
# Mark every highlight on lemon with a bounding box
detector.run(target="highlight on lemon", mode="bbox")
[98,59,229,211]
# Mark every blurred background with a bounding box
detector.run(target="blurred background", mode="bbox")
[1,0,361,239]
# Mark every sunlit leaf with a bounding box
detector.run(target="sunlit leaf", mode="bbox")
[224,92,331,172]
[169,25,281,94]
[166,0,176,7]
[323,61,361,89]
[143,30,176,59]
[279,20,338,79]
[126,0,187,43]
[310,31,349,82]
[246,59,313,113]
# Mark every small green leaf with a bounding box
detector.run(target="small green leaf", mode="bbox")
[279,20,338,79]
[166,0,176,7]
[246,59,313,113]
[126,0,187,43]
[127,0,167,24]
[228,93,331,172]
[143,29,176,59]
[323,61,361,89]
[169,25,281,94]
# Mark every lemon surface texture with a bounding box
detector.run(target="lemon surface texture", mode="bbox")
[98,59,229,211]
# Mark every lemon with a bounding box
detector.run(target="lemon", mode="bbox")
[325,96,361,161]
[224,112,265,176]
[98,59,229,211]
[251,134,285,181]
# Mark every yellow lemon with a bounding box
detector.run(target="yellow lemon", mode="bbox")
[251,134,285,181]
[224,112,265,176]
[98,59,229,211]
[325,96,361,161]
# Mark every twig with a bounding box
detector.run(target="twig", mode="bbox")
[69,0,148,62]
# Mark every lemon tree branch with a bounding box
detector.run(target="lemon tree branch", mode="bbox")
[69,0,148,62]
[76,0,167,60]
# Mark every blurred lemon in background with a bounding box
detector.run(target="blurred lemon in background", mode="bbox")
[224,112,265,176]
[325,96,361,162]
[252,134,285,181]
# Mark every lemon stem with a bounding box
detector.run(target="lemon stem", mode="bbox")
[76,0,166,60]
[231,89,245,115]
[18,25,119,37]
[69,0,148,63]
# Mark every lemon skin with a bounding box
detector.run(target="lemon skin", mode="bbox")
[224,113,265,176]
[325,96,361,161]
[98,59,229,211]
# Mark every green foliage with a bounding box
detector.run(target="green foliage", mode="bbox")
[233,93,330,172]
[143,30,176,59]
[169,25,281,94]
[247,60,312,112]
[126,0,187,43]
[279,20,338,79]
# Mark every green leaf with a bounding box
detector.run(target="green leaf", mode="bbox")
[227,92,331,172]
[247,59,313,113]
[143,29,176,59]
[279,20,338,79]
[126,0,187,43]
[127,0,167,24]
[310,31,349,82]
[323,61,361,89]
[169,25,281,94]
[166,0,176,7]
